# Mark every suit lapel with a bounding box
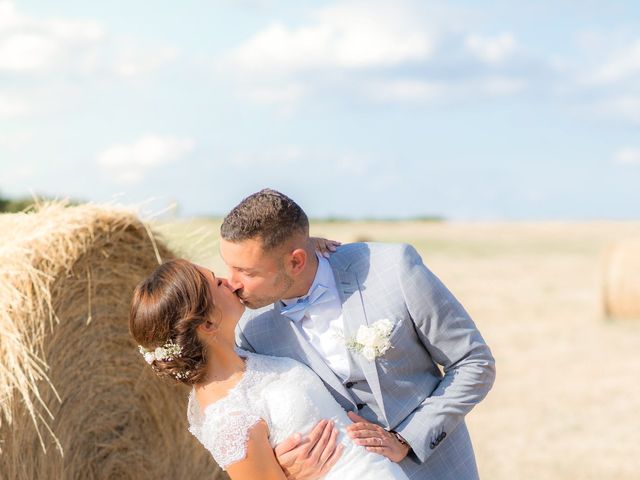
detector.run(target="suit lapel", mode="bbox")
[330,264,387,422]
[272,303,356,411]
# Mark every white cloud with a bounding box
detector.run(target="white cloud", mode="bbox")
[364,79,444,103]
[46,19,104,43]
[221,1,526,109]
[0,1,25,31]
[568,33,640,125]
[0,92,30,117]
[74,41,179,80]
[614,147,640,165]
[362,75,525,104]
[112,46,179,77]
[0,1,175,78]
[225,0,434,75]
[0,1,105,72]
[0,32,61,71]
[0,130,31,151]
[588,39,640,85]
[97,135,195,184]
[594,95,640,124]
[465,32,516,64]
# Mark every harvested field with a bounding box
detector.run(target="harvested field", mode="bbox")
[155,218,640,479]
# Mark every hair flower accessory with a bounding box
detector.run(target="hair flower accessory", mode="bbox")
[138,339,182,364]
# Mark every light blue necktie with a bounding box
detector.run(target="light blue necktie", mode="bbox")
[281,284,334,322]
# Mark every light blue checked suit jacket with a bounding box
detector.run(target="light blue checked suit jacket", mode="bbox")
[235,243,496,479]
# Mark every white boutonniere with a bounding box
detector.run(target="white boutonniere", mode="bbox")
[334,319,395,361]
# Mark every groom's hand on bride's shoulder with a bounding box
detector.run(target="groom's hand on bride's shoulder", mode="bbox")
[274,419,344,480]
[346,411,410,463]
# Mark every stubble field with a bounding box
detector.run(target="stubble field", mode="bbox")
[154,219,640,479]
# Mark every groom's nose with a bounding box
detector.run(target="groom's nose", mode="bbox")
[227,274,243,292]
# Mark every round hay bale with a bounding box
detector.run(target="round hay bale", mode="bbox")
[0,201,226,479]
[603,240,640,320]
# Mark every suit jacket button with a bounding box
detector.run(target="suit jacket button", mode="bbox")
[440,432,446,440]
[430,442,436,450]
[357,403,366,410]
[345,382,354,388]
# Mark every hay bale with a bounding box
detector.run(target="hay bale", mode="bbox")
[0,201,226,479]
[603,240,640,320]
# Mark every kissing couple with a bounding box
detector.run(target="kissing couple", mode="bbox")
[129,189,496,480]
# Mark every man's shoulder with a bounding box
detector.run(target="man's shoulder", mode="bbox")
[330,242,418,270]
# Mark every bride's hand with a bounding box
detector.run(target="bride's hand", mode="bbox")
[346,411,410,463]
[310,237,341,258]
[274,419,344,480]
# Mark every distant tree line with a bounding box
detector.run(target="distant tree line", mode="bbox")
[318,215,445,223]
[0,194,36,213]
[0,193,79,213]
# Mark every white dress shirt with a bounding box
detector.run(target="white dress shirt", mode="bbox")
[281,253,351,381]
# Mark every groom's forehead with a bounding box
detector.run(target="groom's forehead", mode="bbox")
[219,237,272,267]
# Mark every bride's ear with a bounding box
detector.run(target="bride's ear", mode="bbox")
[198,319,218,335]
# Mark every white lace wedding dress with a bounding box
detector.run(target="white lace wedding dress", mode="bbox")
[187,349,409,479]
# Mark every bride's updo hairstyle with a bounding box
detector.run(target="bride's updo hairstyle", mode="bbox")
[129,259,215,386]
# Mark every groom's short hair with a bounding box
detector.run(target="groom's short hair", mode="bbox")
[221,188,309,250]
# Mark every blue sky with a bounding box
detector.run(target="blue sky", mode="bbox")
[1,0,639,219]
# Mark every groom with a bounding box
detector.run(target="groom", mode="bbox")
[220,189,496,479]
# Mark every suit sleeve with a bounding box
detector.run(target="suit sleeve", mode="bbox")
[392,244,496,463]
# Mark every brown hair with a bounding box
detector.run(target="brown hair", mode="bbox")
[129,259,214,385]
[220,188,309,250]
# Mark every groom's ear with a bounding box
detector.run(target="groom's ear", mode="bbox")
[286,248,307,276]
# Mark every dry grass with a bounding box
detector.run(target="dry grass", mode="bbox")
[0,202,224,479]
[157,218,640,479]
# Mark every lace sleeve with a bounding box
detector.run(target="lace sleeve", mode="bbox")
[199,410,263,470]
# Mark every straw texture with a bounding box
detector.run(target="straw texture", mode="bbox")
[0,201,226,479]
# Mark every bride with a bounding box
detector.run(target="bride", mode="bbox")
[128,257,409,480]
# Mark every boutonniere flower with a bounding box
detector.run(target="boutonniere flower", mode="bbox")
[342,319,395,361]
